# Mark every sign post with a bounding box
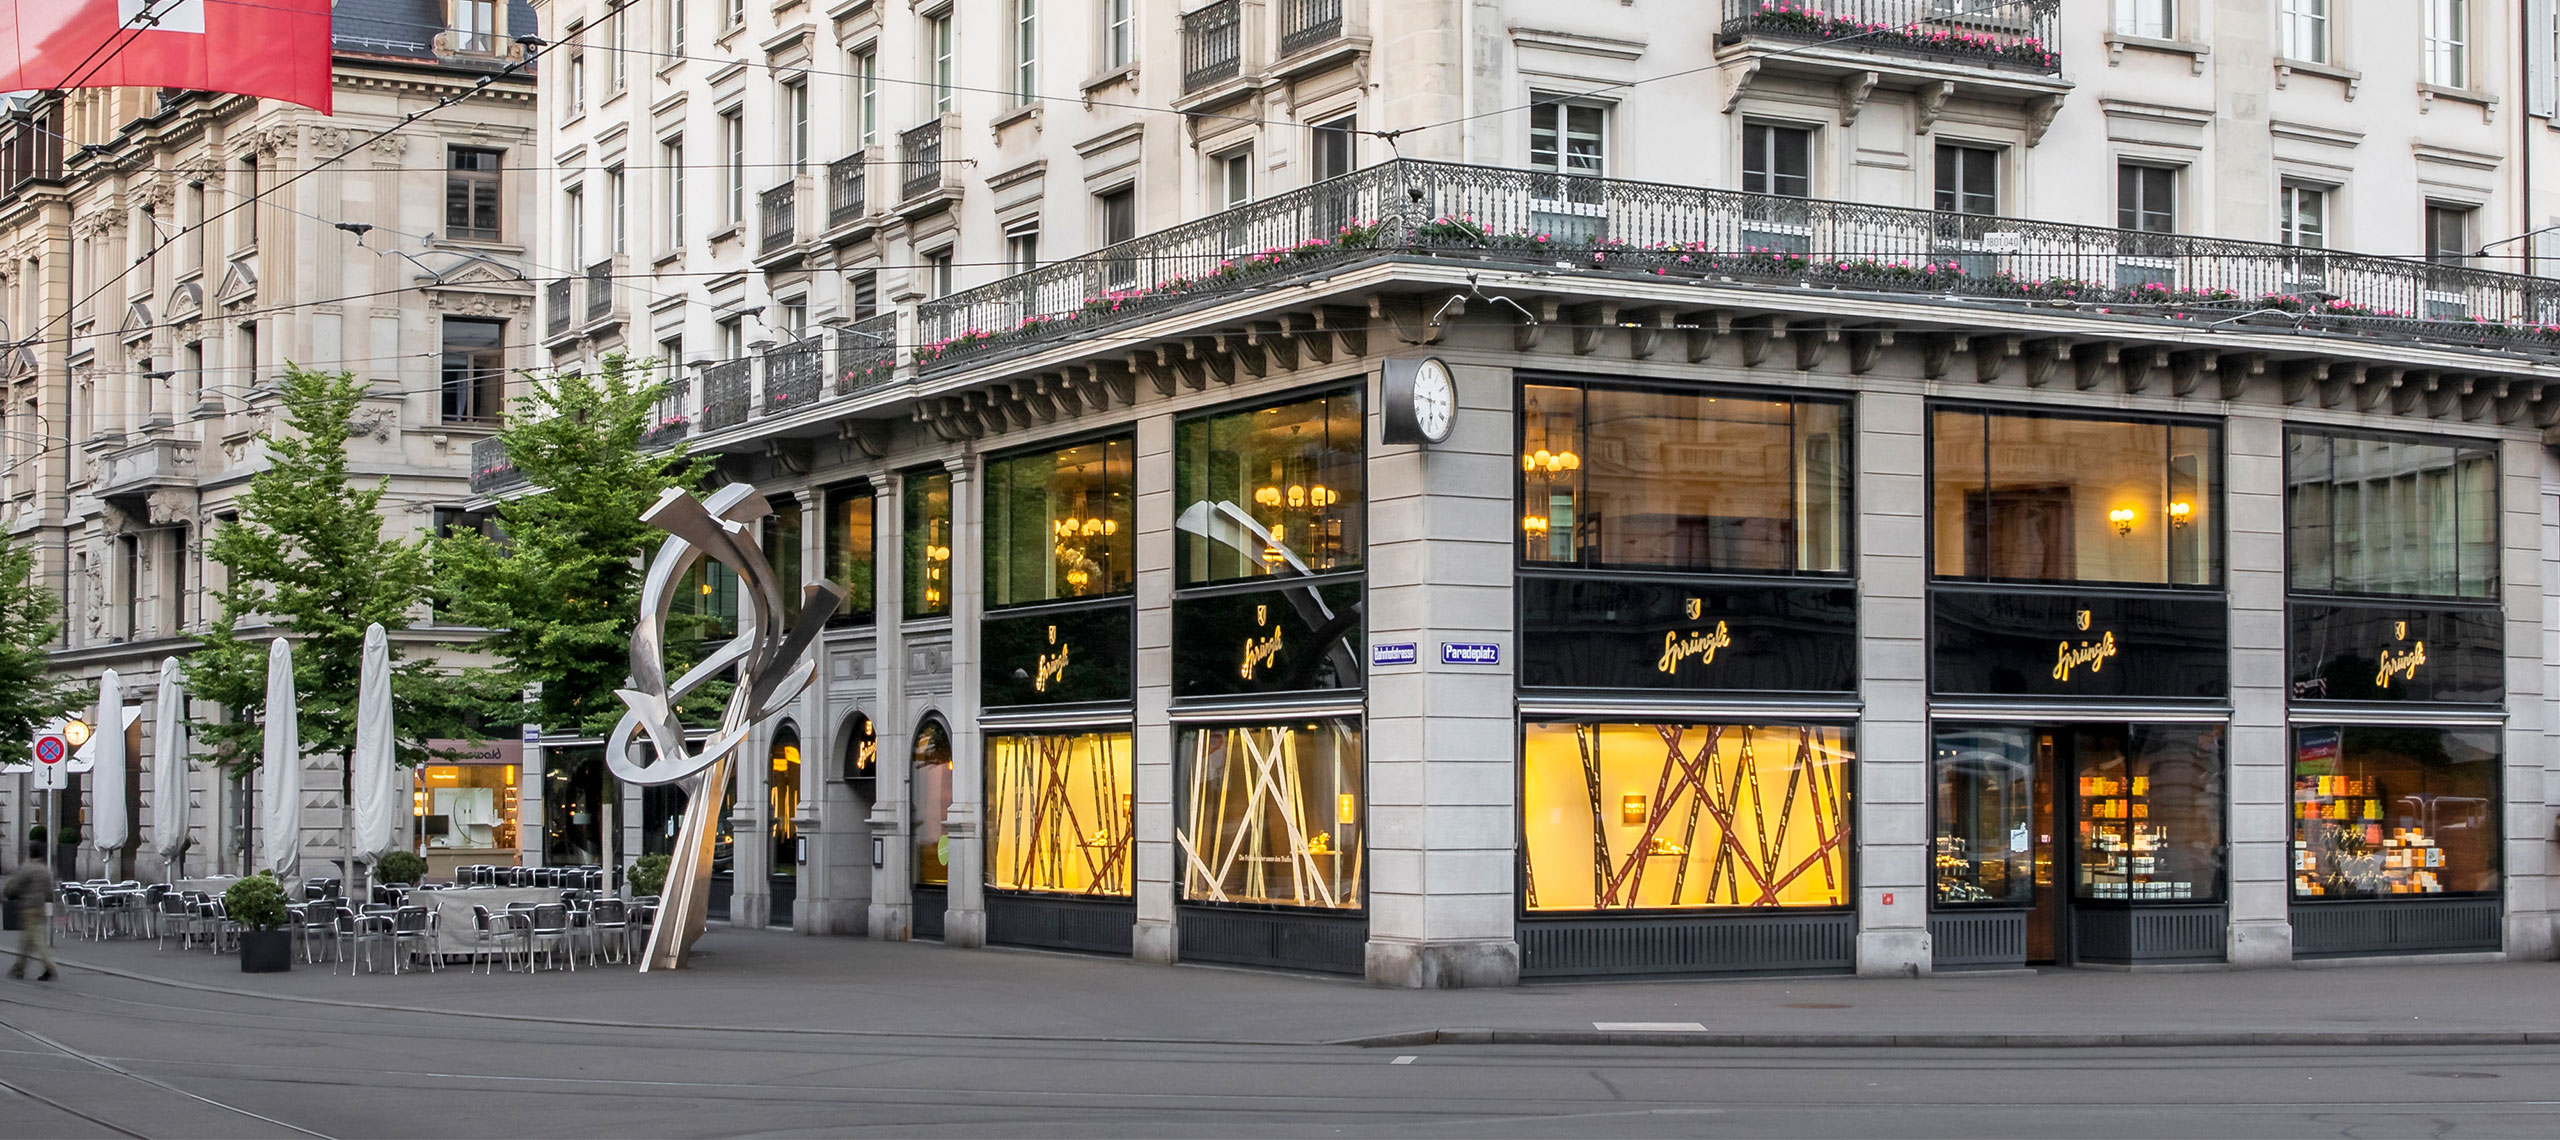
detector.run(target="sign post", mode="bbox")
[31,720,67,879]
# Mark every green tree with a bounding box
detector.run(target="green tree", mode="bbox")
[0,530,80,746]
[433,354,706,737]
[187,366,498,780]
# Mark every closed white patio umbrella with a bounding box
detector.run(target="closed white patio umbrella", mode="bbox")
[259,638,301,878]
[350,624,401,867]
[152,657,189,870]
[90,669,127,856]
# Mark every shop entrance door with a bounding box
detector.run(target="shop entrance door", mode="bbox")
[2023,730,2067,964]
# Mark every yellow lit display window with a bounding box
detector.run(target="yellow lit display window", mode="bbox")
[986,731,1134,897]
[1178,720,1362,910]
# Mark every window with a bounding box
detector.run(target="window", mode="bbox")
[1103,0,1134,69]
[1931,409,2220,586]
[1934,144,1999,216]
[1311,114,1356,181]
[236,153,257,246]
[445,147,503,242]
[717,316,743,360]
[1521,383,1849,574]
[910,718,952,884]
[904,469,952,618]
[664,0,685,55]
[1005,227,1038,273]
[2291,726,2499,899]
[925,248,954,298]
[183,180,204,277]
[237,320,257,389]
[164,523,188,632]
[987,731,1133,897]
[1098,187,1136,287]
[2425,203,2473,264]
[823,483,875,623]
[1527,721,1852,912]
[2280,182,2328,248]
[565,45,586,119]
[1178,720,1362,910]
[607,167,627,255]
[848,269,878,320]
[783,79,809,167]
[1013,0,1038,104]
[2425,0,2467,88]
[2287,430,2496,598]
[720,110,744,225]
[1934,724,2226,907]
[180,341,201,415]
[2278,0,2327,63]
[984,436,1135,607]
[439,317,506,424]
[1175,390,1363,585]
[563,186,584,269]
[609,8,628,90]
[2117,163,2175,233]
[762,499,805,623]
[661,137,685,249]
[453,0,498,51]
[724,0,744,29]
[2112,0,2171,38]
[930,13,955,115]
[1741,123,1811,197]
[1528,99,1605,177]
[1219,149,1252,209]
[855,48,879,147]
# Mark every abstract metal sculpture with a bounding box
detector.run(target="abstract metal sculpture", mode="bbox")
[608,484,842,970]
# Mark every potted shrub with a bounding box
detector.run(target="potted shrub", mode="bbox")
[374,851,427,886]
[629,853,670,897]
[225,872,293,973]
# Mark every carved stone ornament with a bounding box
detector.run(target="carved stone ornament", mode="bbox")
[425,289,532,318]
[144,488,196,526]
[348,407,395,444]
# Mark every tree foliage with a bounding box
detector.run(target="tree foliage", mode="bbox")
[0,530,79,744]
[433,354,706,737]
[186,366,500,776]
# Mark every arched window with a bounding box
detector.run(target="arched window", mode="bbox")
[768,724,801,878]
[840,711,877,799]
[911,716,952,886]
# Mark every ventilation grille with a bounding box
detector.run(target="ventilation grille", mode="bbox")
[707,873,733,923]
[1177,906,1367,974]
[2294,898,2501,958]
[1930,910,2026,968]
[986,893,1137,955]
[912,886,947,940]
[1521,912,1856,978]
[2073,906,2226,964]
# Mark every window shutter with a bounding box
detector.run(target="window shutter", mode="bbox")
[2532,0,2558,118]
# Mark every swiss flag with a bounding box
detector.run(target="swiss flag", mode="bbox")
[0,0,333,114]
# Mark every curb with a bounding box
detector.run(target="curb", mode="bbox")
[1333,1027,2560,1049]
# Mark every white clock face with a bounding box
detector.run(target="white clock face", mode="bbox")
[1413,359,1455,443]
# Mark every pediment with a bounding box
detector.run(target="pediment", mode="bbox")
[215,258,258,305]
[120,301,152,336]
[168,281,203,320]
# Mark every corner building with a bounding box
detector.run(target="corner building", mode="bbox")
[527,0,2560,980]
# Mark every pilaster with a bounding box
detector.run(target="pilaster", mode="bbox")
[2225,412,2293,965]
[942,455,987,948]
[1854,390,1931,976]
[868,476,914,941]
[1132,411,1178,963]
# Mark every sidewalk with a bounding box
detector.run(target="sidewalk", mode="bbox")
[45,924,2560,1048]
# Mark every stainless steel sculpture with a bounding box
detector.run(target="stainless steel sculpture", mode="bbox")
[608,484,841,970]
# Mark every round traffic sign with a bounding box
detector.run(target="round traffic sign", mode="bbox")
[33,735,63,764]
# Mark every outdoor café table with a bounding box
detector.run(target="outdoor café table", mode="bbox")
[171,877,240,897]
[425,887,563,958]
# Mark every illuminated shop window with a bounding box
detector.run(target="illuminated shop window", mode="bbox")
[904,470,952,619]
[2291,726,2499,899]
[1931,409,2219,586]
[985,436,1135,607]
[2287,430,2497,598]
[823,483,876,623]
[912,717,953,885]
[1932,725,2226,906]
[769,727,801,879]
[418,763,519,852]
[986,731,1134,897]
[1522,721,1851,911]
[1174,390,1363,584]
[1520,383,1847,574]
[672,558,739,638]
[1178,720,1362,910]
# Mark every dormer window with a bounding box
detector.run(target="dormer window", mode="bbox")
[452,0,500,54]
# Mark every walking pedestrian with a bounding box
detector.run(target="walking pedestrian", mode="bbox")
[4,842,57,981]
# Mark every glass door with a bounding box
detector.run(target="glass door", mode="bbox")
[2026,730,2065,963]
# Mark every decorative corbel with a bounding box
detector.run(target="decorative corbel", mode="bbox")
[1680,309,1729,364]
[1131,347,1178,397]
[2495,379,2537,424]
[1284,312,1333,366]
[1914,80,1957,135]
[1565,302,1618,356]
[2118,345,2160,394]
[1794,319,1841,372]
[1845,325,1895,374]
[1224,332,1268,380]
[1315,305,1367,359]
[2216,352,2264,401]
[1624,308,1671,361]
[2356,366,2402,412]
[1971,333,2021,383]
[2392,371,2434,416]
[2430,375,2470,419]
[2071,342,2120,391]
[2023,93,2065,148]
[2280,360,2327,406]
[2318,362,2362,409]
[762,439,813,476]
[1722,59,1762,115]
[1249,323,1298,372]
[1838,70,1880,127]
[2461,378,2501,422]
[1919,331,1959,380]
[1517,297,1562,353]
[838,418,894,458]
[1036,372,1086,418]
[2019,338,2066,388]
[2168,350,2214,397]
[1375,293,1450,347]
[1736,315,1783,368]
[1011,378,1059,423]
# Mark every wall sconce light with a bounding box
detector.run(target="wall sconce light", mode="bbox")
[1621,794,1648,825]
[2169,500,2192,528]
[1337,793,1358,825]
[2109,507,2136,535]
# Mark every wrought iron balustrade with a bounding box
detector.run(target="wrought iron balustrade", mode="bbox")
[913,159,2560,375]
[585,259,613,321]
[901,119,946,201]
[763,336,823,411]
[1718,0,2062,75]
[837,312,900,394]
[1280,0,1343,56]
[642,374,692,448]
[760,182,798,253]
[828,154,868,227]
[701,358,752,431]
[1183,0,1243,91]
[544,277,572,337]
[469,435,522,494]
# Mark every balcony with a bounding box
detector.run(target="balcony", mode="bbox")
[899,117,961,215]
[701,358,752,431]
[826,152,874,233]
[836,312,899,396]
[470,435,523,495]
[90,436,199,500]
[1279,0,1343,58]
[913,158,2560,375]
[584,258,617,328]
[759,180,799,258]
[544,276,573,342]
[1183,0,1243,93]
[1718,0,2063,77]
[762,336,823,414]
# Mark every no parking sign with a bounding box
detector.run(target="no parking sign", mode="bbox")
[28,721,67,791]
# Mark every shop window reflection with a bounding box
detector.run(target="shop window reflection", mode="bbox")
[1931,409,2220,586]
[911,717,953,885]
[1932,729,2032,905]
[1523,721,1851,911]
[1520,383,1848,574]
[904,470,953,618]
[2291,726,2499,898]
[986,437,1135,607]
[1174,390,1364,584]
[1178,720,1362,909]
[768,727,801,880]
[823,484,877,624]
[2287,430,2498,598]
[2071,725,2224,902]
[987,731,1133,897]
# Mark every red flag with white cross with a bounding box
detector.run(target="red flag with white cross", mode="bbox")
[0,0,333,114]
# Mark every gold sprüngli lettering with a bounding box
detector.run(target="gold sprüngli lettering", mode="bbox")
[1034,644,1070,692]
[2052,631,2118,682]
[1240,628,1284,680]
[2375,642,2427,689]
[1655,621,1734,676]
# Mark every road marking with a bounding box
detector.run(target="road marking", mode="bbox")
[1592,1021,1707,1032]
[1391,1055,1416,1065]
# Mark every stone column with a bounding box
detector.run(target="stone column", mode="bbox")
[2503,440,2554,960]
[1131,411,1177,963]
[1364,359,1518,988]
[941,456,987,948]
[730,717,771,929]
[792,489,843,933]
[2224,412,2292,965]
[1854,390,1930,976]
[868,476,914,940]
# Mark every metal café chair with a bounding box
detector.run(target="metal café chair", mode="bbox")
[469,905,528,974]
[344,908,396,975]
[389,906,438,975]
[296,898,337,963]
[586,898,631,966]
[526,903,574,972]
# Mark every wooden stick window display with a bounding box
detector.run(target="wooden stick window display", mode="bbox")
[1523,722,1852,911]
[1178,721,1364,909]
[986,731,1134,896]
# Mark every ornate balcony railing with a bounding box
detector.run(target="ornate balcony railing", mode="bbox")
[1719,0,2062,76]
[828,154,868,228]
[760,182,798,254]
[900,119,946,201]
[585,259,613,322]
[469,435,522,494]
[1279,0,1343,57]
[702,358,752,431]
[544,276,572,337]
[1183,0,1243,92]
[642,374,691,448]
[837,312,900,395]
[763,336,824,412]
[914,158,2560,374]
